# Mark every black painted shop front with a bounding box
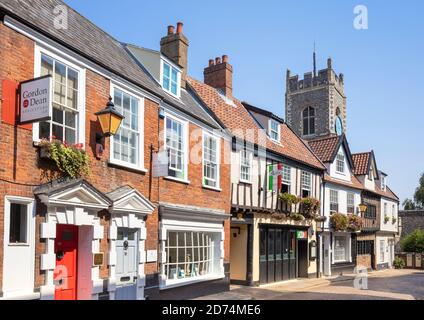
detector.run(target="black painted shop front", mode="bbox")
[259,225,309,284]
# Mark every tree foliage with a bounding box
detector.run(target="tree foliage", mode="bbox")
[401,229,424,253]
[402,199,416,210]
[414,173,424,208]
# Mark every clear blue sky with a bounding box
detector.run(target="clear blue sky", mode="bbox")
[65,0,424,205]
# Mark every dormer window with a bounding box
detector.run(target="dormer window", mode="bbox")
[368,167,373,181]
[162,60,180,97]
[336,153,345,174]
[381,176,386,191]
[269,119,280,142]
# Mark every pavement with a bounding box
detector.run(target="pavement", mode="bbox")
[194,269,424,300]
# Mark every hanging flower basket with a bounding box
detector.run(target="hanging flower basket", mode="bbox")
[330,213,348,231]
[38,138,89,179]
[299,197,320,219]
[347,214,363,232]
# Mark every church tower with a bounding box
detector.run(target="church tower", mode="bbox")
[285,56,347,140]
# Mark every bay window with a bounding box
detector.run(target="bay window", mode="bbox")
[203,133,220,188]
[38,53,81,144]
[240,150,253,183]
[166,115,187,180]
[110,87,144,169]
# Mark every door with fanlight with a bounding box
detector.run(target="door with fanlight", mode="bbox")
[115,228,138,300]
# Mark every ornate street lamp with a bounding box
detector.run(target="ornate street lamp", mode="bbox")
[358,203,367,216]
[95,97,124,137]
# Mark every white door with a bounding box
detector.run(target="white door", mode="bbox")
[2,197,35,298]
[115,228,138,300]
[323,234,331,276]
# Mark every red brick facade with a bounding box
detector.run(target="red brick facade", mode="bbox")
[0,19,230,298]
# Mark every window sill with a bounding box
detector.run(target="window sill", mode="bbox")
[239,180,252,185]
[107,160,147,174]
[202,185,222,192]
[160,273,225,290]
[163,176,190,185]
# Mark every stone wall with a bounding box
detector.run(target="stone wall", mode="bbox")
[396,210,424,251]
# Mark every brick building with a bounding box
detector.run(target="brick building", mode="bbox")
[0,0,230,300]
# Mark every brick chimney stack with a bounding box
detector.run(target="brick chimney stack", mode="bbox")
[203,55,233,99]
[160,22,189,88]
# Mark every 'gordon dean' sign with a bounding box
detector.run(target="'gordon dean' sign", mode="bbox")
[20,75,52,124]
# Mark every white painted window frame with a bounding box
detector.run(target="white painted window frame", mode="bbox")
[268,119,280,142]
[160,57,181,98]
[332,233,351,264]
[33,44,86,147]
[202,131,221,190]
[301,171,312,196]
[159,220,225,290]
[109,83,146,172]
[329,189,339,213]
[239,149,253,184]
[164,112,189,183]
[335,153,345,174]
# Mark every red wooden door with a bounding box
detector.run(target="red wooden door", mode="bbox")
[54,224,78,300]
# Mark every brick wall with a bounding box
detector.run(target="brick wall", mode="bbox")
[0,20,231,293]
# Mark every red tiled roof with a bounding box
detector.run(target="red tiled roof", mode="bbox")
[187,77,325,170]
[308,135,340,162]
[324,174,364,190]
[352,152,371,175]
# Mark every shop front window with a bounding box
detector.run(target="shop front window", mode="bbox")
[334,235,349,263]
[165,231,220,281]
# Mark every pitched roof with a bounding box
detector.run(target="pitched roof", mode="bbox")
[0,0,222,129]
[323,174,364,190]
[242,101,285,123]
[374,184,399,202]
[352,152,371,175]
[124,43,220,128]
[308,135,341,163]
[187,77,325,170]
[0,0,164,97]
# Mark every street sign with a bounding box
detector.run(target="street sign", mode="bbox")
[19,75,52,124]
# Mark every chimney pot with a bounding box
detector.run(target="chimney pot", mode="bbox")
[215,57,221,65]
[167,25,174,35]
[209,59,214,67]
[176,22,183,34]
[222,55,228,63]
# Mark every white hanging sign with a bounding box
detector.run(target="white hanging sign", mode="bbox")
[19,75,52,124]
[153,150,168,177]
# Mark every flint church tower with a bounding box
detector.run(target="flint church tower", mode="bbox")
[285,54,347,140]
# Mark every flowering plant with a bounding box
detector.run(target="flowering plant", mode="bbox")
[39,137,89,178]
[300,197,320,219]
[347,214,363,232]
[330,213,348,231]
